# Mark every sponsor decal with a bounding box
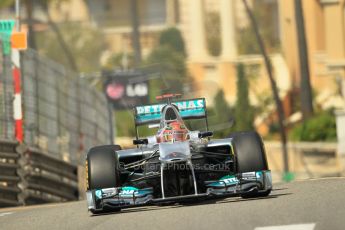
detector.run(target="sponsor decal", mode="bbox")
[242,171,257,180]
[95,190,102,199]
[136,99,205,115]
[136,104,165,115]
[220,175,239,185]
[256,171,262,179]
[135,99,206,124]
[175,99,205,113]
[120,186,138,195]
[207,175,239,187]
[242,172,256,177]
[222,177,239,185]
[102,188,118,196]
[118,186,153,199]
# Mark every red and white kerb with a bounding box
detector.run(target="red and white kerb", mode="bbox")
[11,49,23,142]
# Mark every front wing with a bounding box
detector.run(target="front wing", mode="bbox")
[86,170,272,213]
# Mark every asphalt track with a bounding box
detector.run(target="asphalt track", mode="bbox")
[1,178,345,230]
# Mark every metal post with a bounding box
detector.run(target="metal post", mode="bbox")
[160,162,165,199]
[242,0,291,181]
[107,102,115,144]
[13,0,23,142]
[130,0,142,66]
[15,0,20,32]
[294,0,313,119]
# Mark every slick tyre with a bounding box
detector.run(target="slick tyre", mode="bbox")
[230,131,271,198]
[87,145,121,190]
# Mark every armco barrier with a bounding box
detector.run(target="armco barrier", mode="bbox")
[21,147,79,204]
[0,140,79,207]
[0,139,22,207]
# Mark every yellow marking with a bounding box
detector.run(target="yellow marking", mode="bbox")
[85,160,89,190]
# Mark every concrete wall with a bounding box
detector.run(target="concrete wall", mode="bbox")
[265,141,342,183]
[279,0,345,109]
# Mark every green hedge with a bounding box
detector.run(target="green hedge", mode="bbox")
[290,110,337,142]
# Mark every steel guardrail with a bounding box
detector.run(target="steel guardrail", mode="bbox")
[0,139,79,207]
[21,147,79,204]
[0,139,22,207]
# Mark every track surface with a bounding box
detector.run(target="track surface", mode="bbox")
[1,178,345,230]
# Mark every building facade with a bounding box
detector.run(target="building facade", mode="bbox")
[2,0,344,138]
[280,0,345,109]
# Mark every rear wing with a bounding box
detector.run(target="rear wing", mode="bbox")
[134,98,207,126]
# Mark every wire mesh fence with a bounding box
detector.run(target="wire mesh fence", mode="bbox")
[0,40,110,166]
[0,39,15,140]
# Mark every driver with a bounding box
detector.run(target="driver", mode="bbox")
[156,106,190,143]
[158,121,189,143]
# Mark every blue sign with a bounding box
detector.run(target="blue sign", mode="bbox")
[0,20,15,55]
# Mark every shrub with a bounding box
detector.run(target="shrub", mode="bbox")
[290,110,337,142]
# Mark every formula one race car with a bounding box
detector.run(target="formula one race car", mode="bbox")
[86,94,272,214]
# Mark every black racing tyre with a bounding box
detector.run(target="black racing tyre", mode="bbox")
[241,189,271,199]
[87,145,121,190]
[90,206,121,215]
[230,131,271,198]
[231,131,268,173]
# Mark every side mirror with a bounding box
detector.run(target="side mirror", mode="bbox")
[133,138,148,145]
[198,131,213,138]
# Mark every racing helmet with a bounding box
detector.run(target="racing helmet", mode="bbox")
[161,121,189,142]
[157,105,190,142]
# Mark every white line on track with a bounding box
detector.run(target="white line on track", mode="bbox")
[0,212,14,217]
[255,223,316,230]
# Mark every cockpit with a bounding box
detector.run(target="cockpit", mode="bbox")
[157,105,189,143]
[160,105,181,127]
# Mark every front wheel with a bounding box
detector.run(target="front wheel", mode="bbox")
[86,145,122,213]
[87,145,121,190]
[230,131,271,198]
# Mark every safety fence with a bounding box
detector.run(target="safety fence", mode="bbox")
[0,39,111,207]
[21,50,110,165]
[1,39,110,166]
[0,40,15,140]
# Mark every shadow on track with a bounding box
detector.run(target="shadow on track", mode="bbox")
[91,191,292,217]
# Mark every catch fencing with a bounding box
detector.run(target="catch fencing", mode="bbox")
[0,40,15,140]
[21,50,110,165]
[0,39,111,207]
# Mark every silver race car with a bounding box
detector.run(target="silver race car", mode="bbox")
[86,94,272,214]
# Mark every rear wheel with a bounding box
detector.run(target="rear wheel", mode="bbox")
[230,131,271,198]
[87,145,121,213]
